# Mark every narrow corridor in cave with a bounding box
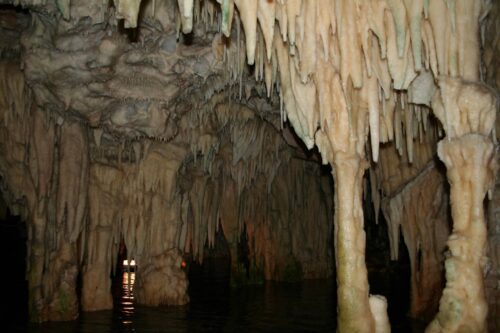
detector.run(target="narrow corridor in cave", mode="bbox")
[365,212,419,332]
[188,226,231,291]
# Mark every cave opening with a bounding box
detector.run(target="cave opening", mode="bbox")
[365,211,415,331]
[112,238,136,323]
[187,224,232,297]
[0,194,28,330]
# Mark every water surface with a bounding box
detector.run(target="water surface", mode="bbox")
[6,270,425,333]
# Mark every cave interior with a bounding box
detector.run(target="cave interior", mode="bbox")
[0,0,499,332]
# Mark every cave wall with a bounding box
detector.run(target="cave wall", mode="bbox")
[0,61,81,321]
[487,170,500,332]
[483,1,500,331]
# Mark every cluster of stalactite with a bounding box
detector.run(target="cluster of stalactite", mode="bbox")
[178,99,334,281]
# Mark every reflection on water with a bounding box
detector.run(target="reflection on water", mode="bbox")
[120,272,135,326]
[11,275,425,333]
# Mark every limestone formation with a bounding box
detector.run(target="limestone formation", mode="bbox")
[426,78,497,333]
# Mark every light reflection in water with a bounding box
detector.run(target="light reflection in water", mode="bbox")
[120,272,135,325]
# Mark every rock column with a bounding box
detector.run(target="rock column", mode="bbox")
[332,152,377,332]
[315,67,390,333]
[426,78,497,333]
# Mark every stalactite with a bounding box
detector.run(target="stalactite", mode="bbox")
[113,0,143,28]
[234,0,258,65]
[178,0,194,33]
[403,0,424,71]
[335,0,363,89]
[257,0,275,61]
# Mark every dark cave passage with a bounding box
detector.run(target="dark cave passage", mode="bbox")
[365,213,421,332]
[187,227,232,296]
[0,197,28,330]
[111,238,137,327]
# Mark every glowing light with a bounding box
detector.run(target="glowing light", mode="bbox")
[181,260,187,268]
[123,259,136,266]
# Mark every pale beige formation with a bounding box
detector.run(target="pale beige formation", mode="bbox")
[426,79,497,333]
[0,0,498,332]
[426,135,495,333]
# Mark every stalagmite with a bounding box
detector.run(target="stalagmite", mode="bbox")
[370,296,391,333]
